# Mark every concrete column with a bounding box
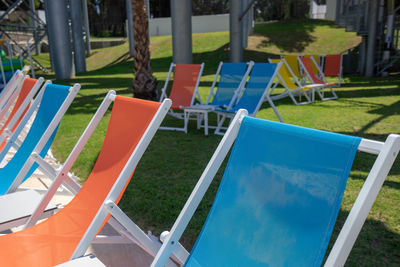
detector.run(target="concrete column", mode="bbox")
[358,36,367,75]
[70,0,86,73]
[170,0,192,64]
[29,0,39,55]
[230,0,242,62]
[45,0,73,80]
[82,0,91,56]
[126,0,134,57]
[365,0,378,77]
[241,0,249,49]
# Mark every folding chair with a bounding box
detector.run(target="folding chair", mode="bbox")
[0,93,174,267]
[0,82,80,196]
[214,62,281,134]
[159,62,204,133]
[282,55,302,78]
[0,70,25,110]
[299,57,339,101]
[268,58,318,105]
[183,61,253,135]
[151,109,400,267]
[0,76,44,135]
[323,54,343,87]
[304,54,322,76]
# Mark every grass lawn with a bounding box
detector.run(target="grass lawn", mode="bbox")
[32,19,399,265]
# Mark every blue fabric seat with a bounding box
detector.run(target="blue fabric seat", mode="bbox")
[186,117,361,266]
[0,84,70,194]
[209,62,248,107]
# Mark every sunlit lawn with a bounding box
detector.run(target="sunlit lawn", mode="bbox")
[33,19,399,265]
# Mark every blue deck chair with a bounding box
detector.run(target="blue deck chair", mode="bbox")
[184,61,253,135]
[214,62,282,135]
[0,82,80,195]
[151,110,400,267]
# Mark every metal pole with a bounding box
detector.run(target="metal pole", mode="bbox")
[70,0,87,73]
[230,0,242,62]
[43,0,55,71]
[365,0,378,77]
[81,0,91,56]
[126,0,134,57]
[45,0,73,80]
[29,0,40,55]
[170,0,192,64]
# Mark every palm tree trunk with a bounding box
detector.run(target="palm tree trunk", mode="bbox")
[132,0,157,99]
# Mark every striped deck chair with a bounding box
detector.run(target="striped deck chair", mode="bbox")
[159,63,204,133]
[184,61,253,135]
[299,57,339,101]
[214,62,281,134]
[151,110,400,267]
[323,54,343,87]
[0,83,80,196]
[0,93,173,267]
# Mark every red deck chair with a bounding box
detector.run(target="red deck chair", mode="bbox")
[299,57,338,101]
[0,92,172,267]
[323,54,343,86]
[159,63,204,133]
[0,76,44,151]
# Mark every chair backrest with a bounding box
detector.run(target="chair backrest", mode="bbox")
[0,84,71,195]
[231,63,278,115]
[152,110,400,267]
[0,77,40,144]
[324,54,342,77]
[300,57,324,84]
[184,117,360,266]
[210,62,248,107]
[304,54,320,74]
[0,96,167,266]
[269,59,299,90]
[168,64,202,109]
[283,55,301,77]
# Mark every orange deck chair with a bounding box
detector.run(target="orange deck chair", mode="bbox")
[323,54,343,87]
[0,92,172,267]
[159,63,204,133]
[299,57,338,101]
[0,76,45,151]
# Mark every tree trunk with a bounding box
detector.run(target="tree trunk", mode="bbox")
[132,0,157,99]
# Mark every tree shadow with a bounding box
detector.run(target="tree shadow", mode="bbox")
[251,19,335,53]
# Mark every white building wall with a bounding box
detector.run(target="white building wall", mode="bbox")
[149,14,229,36]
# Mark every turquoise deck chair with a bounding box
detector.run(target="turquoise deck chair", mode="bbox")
[206,62,250,107]
[151,110,400,267]
[214,62,281,134]
[0,83,80,195]
[184,62,253,135]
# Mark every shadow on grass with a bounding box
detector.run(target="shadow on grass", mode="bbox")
[251,19,338,53]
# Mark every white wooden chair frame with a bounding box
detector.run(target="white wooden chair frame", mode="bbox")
[147,109,400,267]
[11,92,178,266]
[159,62,205,134]
[0,70,25,114]
[214,62,281,135]
[0,75,44,127]
[268,58,316,106]
[183,61,254,135]
[298,56,338,101]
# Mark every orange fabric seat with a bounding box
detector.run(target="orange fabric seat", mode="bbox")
[168,64,202,109]
[324,54,342,77]
[0,96,161,267]
[0,77,37,150]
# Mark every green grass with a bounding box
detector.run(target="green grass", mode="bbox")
[32,19,400,265]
